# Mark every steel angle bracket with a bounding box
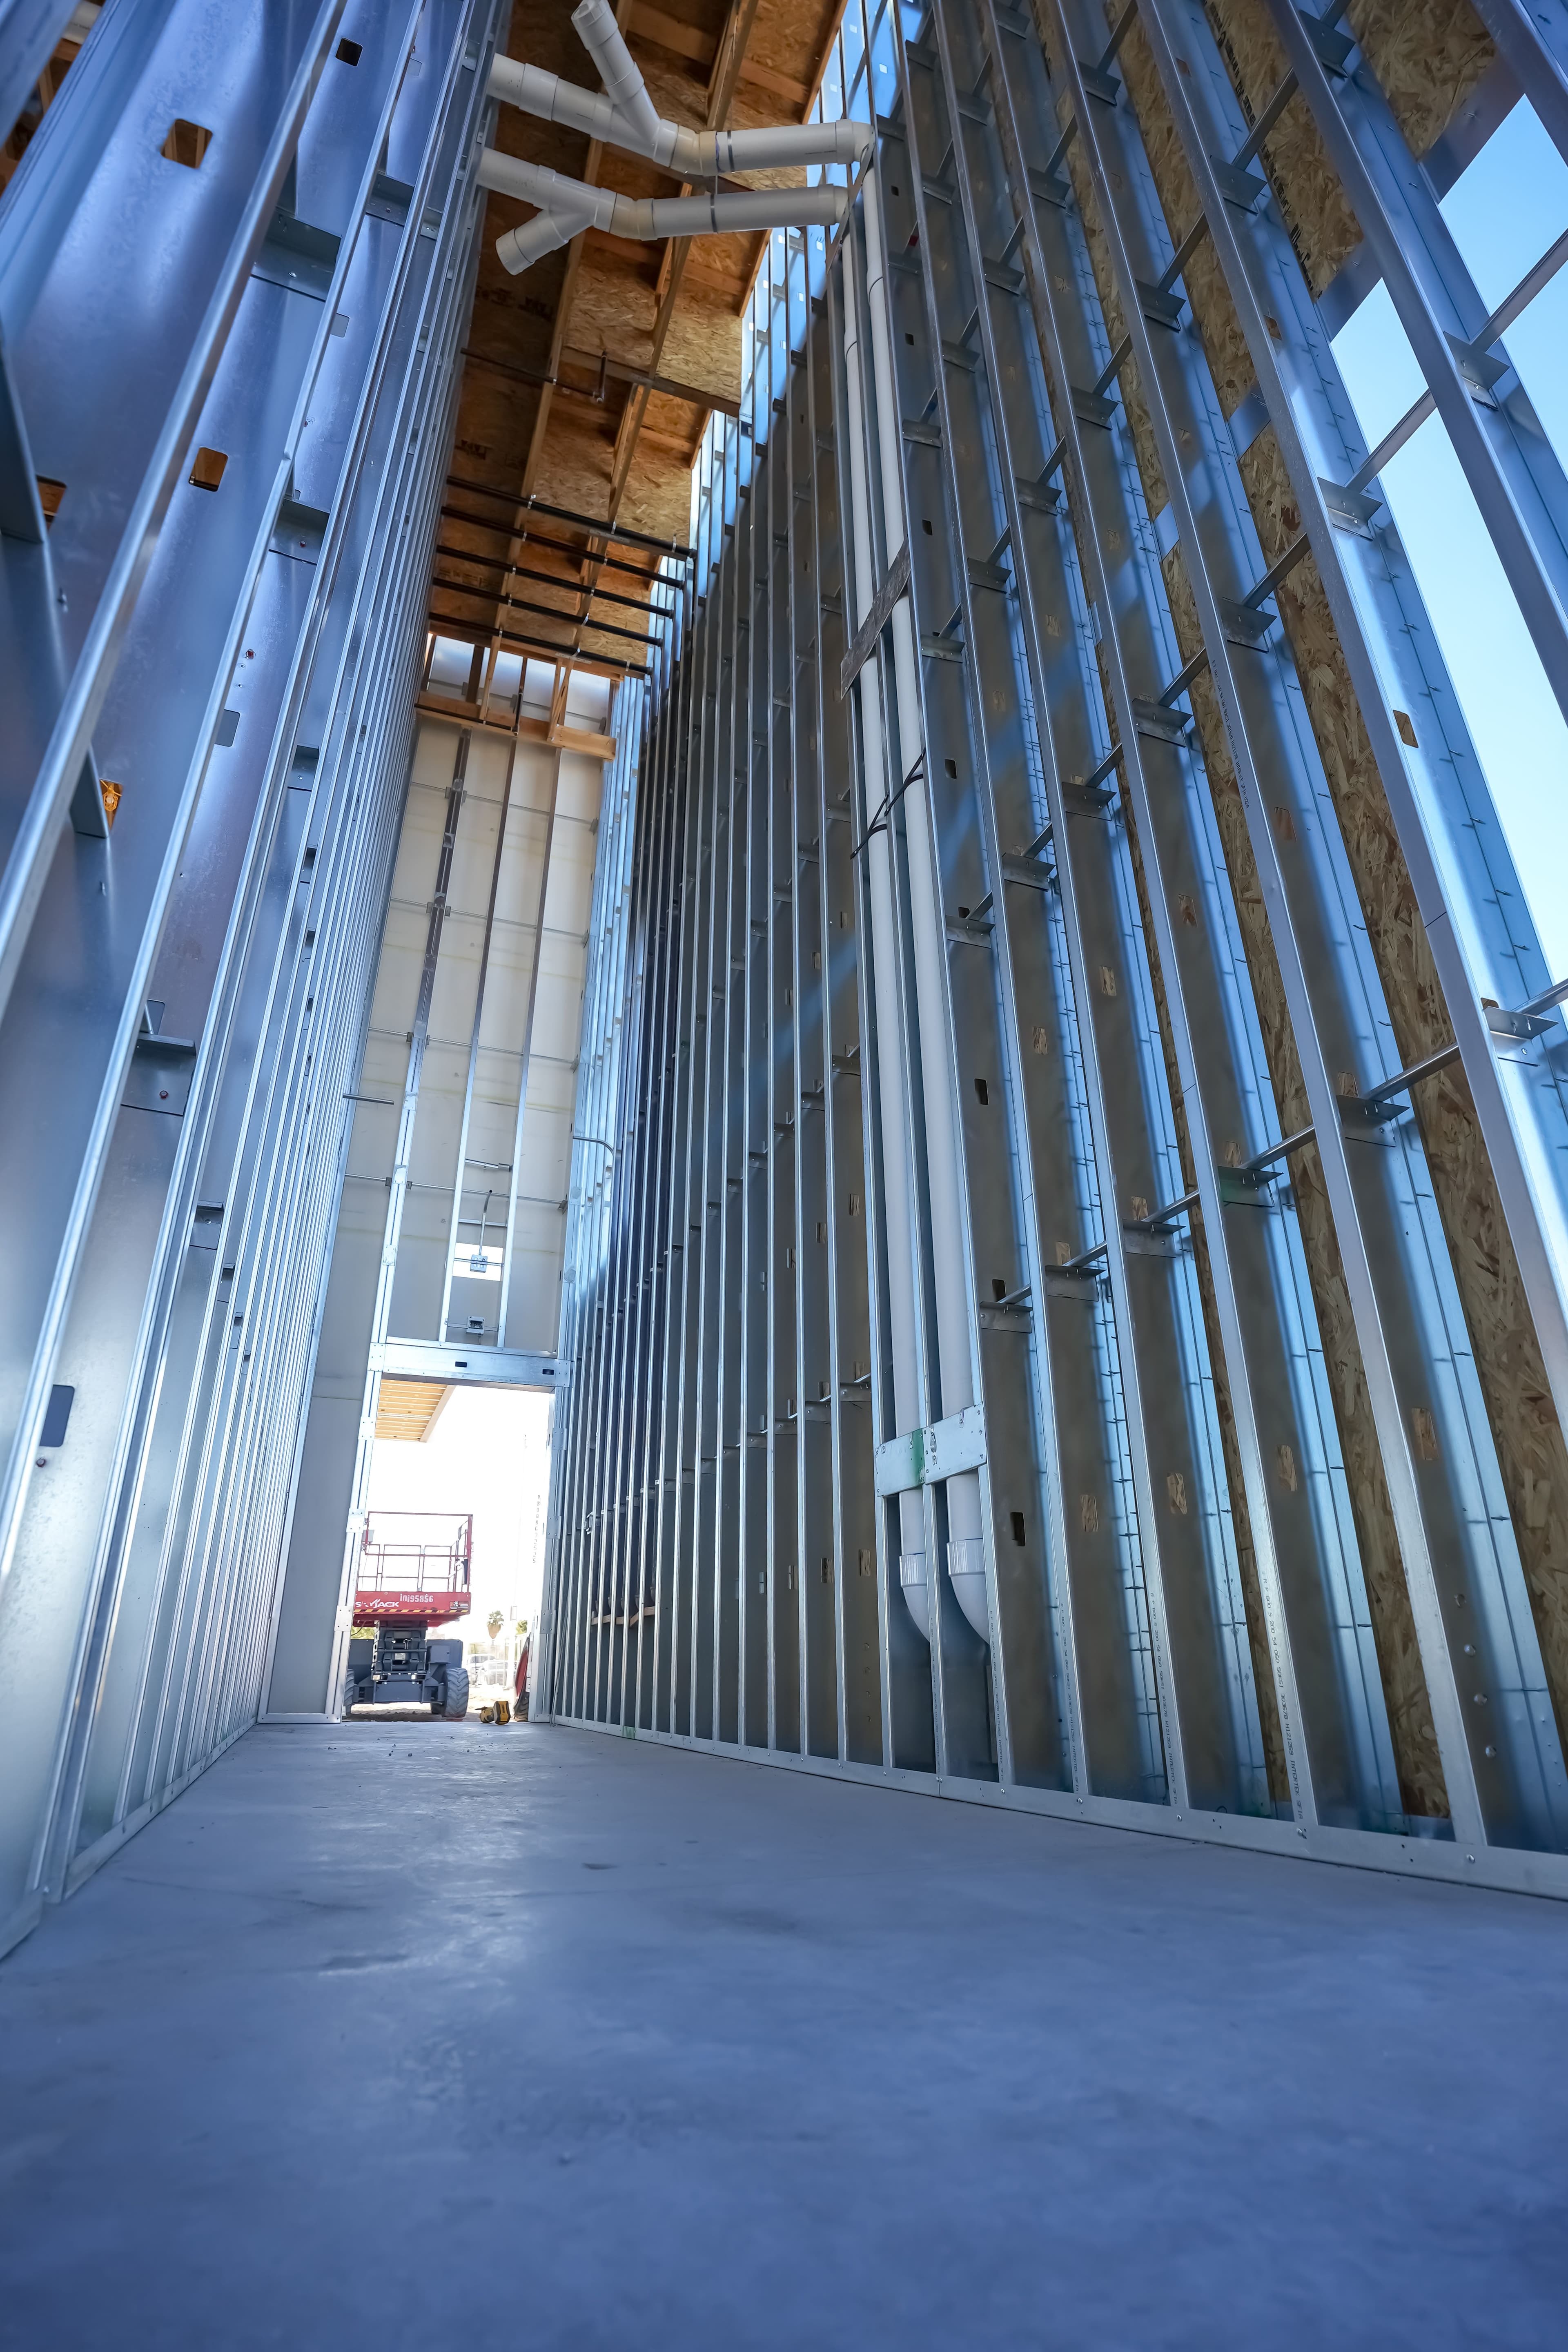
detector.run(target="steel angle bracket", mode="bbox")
[874,1403,987,1496]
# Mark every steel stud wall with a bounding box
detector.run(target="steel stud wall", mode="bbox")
[0,0,504,1956]
[539,0,1568,1899]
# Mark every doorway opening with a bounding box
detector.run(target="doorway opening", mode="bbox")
[347,1379,552,1722]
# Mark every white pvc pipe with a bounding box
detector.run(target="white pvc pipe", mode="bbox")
[477,150,848,274]
[860,167,990,1645]
[486,56,619,148]
[839,244,932,1640]
[487,4,874,183]
[494,207,591,272]
[570,0,660,149]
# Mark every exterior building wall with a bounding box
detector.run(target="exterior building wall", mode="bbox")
[538,0,1568,1899]
[0,0,503,1957]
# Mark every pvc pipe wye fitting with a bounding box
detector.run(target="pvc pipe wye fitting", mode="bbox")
[486,9,874,185]
[572,0,660,147]
[477,149,613,227]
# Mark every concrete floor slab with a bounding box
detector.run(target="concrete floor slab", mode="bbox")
[1,1722,1565,2348]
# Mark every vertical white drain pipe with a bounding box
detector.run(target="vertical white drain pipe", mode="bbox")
[840,247,932,1637]
[861,168,989,1642]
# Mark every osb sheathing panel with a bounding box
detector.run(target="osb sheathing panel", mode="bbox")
[615,449,693,544]
[1001,187,1292,1792]
[1343,0,1496,166]
[1114,24,1255,421]
[749,0,840,87]
[1067,485,1290,1798]
[532,406,619,519]
[1115,689,1293,1805]
[1077,0,1448,1810]
[1243,437,1568,1733]
[570,249,659,368]
[637,386,703,448]
[1161,548,1446,1815]
[1109,0,1568,1757]
[1046,106,1300,1800]
[1055,89,1171,519]
[1201,0,1496,296]
[659,283,742,400]
[1201,0,1361,297]
[637,49,713,131]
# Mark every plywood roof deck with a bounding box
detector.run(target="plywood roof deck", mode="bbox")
[432,0,844,693]
[374,1380,453,1444]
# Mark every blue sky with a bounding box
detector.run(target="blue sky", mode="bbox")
[1330,99,1568,984]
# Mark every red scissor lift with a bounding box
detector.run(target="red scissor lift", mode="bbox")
[342,1511,473,1718]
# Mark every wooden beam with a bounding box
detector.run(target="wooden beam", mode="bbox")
[462,339,739,419]
[734,0,853,316]
[707,0,764,114]
[627,2,811,105]
[607,0,763,511]
[415,695,618,760]
[516,0,644,501]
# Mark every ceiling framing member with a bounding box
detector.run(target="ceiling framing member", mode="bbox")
[429,0,848,703]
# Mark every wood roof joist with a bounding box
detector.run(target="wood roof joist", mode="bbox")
[446,472,694,560]
[437,506,666,589]
[431,577,664,648]
[432,543,679,619]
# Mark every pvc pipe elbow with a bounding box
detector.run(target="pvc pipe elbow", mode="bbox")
[947,1539,990,1642]
[495,212,577,275]
[898,1552,932,1642]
